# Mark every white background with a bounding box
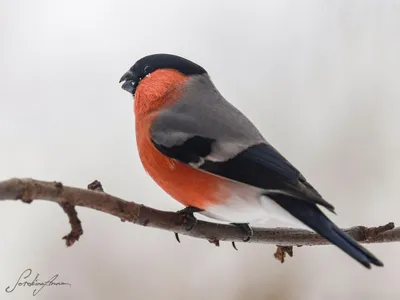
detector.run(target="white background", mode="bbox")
[1,1,399,299]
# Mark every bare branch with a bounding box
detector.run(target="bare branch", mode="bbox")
[0,178,397,249]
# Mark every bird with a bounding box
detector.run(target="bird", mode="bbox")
[119,53,383,268]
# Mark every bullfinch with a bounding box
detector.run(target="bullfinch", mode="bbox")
[119,53,382,268]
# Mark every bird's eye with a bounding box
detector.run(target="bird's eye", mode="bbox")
[144,65,152,74]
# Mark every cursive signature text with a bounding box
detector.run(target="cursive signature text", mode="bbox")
[5,268,71,296]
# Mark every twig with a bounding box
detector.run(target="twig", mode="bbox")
[0,178,398,250]
[274,246,293,263]
[60,201,83,246]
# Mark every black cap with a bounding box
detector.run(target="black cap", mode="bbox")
[120,54,207,94]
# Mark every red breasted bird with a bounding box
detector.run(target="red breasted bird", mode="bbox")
[120,53,382,268]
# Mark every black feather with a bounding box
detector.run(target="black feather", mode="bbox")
[153,140,335,211]
[200,143,300,190]
[152,136,214,165]
[200,143,335,211]
[271,193,383,268]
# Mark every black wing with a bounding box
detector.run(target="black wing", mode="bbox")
[152,136,335,212]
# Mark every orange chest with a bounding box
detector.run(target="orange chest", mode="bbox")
[135,118,228,209]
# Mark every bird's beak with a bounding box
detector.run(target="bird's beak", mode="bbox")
[119,70,138,94]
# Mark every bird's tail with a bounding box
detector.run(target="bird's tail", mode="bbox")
[270,194,383,268]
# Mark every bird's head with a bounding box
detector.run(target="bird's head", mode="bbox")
[119,53,206,96]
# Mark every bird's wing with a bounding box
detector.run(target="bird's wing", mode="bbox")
[150,74,335,212]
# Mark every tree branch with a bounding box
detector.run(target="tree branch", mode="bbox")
[0,178,397,253]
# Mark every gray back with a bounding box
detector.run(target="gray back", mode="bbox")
[150,74,265,161]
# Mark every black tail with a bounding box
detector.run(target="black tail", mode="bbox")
[270,194,383,268]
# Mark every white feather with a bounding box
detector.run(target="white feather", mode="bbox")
[200,181,305,228]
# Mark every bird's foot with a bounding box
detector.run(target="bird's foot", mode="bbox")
[174,206,203,243]
[230,223,253,250]
[232,222,253,241]
[177,206,202,230]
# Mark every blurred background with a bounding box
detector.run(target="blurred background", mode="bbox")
[1,0,399,299]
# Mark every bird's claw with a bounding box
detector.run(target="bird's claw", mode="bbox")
[177,206,201,231]
[182,213,198,231]
[232,223,253,242]
[175,232,181,243]
[174,206,202,242]
[232,241,238,250]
